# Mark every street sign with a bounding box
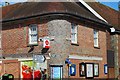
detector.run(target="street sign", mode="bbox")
[34,54,46,63]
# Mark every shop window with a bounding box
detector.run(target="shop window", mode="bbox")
[86,63,94,79]
[79,63,86,77]
[50,65,63,80]
[93,29,99,47]
[79,63,99,78]
[94,63,99,77]
[29,24,38,45]
[71,23,78,44]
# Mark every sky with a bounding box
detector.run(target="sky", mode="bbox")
[100,2,119,10]
[97,0,119,10]
[0,0,119,11]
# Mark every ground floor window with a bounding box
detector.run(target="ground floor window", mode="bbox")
[86,63,94,79]
[50,65,63,80]
[20,60,47,80]
[79,63,99,79]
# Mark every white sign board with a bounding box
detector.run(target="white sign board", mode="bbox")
[34,55,46,63]
[86,64,93,78]
[94,64,99,76]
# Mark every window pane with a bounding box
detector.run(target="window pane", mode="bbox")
[93,29,98,47]
[71,26,75,33]
[31,35,37,43]
[71,34,75,42]
[71,24,77,43]
[94,39,97,46]
[29,24,38,44]
[31,27,37,34]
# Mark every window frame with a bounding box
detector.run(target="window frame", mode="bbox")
[93,29,99,48]
[93,63,99,77]
[85,63,94,79]
[79,63,86,77]
[28,24,38,45]
[71,23,78,44]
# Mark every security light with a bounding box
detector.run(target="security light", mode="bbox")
[110,27,115,33]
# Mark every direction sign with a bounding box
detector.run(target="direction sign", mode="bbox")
[34,54,46,63]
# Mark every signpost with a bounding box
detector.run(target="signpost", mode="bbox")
[33,54,46,80]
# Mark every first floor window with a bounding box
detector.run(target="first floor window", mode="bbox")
[29,24,38,45]
[71,23,77,44]
[94,29,99,47]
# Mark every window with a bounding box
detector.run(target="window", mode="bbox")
[79,63,86,77]
[50,65,63,79]
[93,29,99,47]
[94,63,99,77]
[86,63,94,79]
[29,24,38,45]
[71,24,77,44]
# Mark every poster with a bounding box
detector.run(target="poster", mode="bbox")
[70,64,76,76]
[94,64,99,77]
[104,64,108,74]
[79,63,85,77]
[21,61,41,80]
[86,63,93,78]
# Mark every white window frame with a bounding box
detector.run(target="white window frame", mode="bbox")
[93,29,99,47]
[71,24,78,44]
[29,24,38,45]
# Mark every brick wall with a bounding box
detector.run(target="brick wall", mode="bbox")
[2,18,48,55]
[69,20,107,78]
[106,31,111,50]
[108,68,115,78]
[2,16,108,78]
[1,59,20,78]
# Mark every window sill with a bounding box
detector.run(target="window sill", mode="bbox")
[27,44,38,47]
[71,42,79,46]
[94,46,100,49]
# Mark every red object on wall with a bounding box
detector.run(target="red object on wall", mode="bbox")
[34,70,41,80]
[43,37,50,48]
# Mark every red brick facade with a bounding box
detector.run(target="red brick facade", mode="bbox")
[69,21,108,78]
[2,18,48,54]
[1,17,108,79]
[1,2,112,79]
[1,59,20,78]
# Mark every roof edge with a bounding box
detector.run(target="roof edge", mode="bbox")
[79,0,108,23]
[1,12,111,29]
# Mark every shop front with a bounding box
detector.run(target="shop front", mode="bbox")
[19,57,48,80]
